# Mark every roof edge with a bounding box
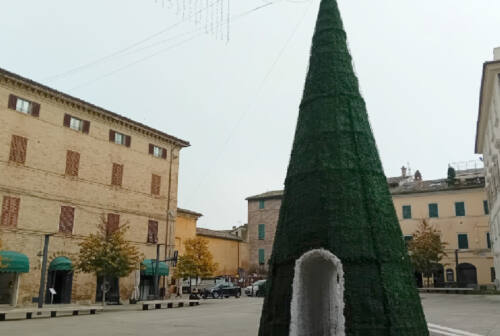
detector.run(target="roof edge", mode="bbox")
[177,207,203,217]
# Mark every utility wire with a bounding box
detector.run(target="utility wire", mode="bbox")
[42,0,223,82]
[185,0,314,205]
[68,2,277,91]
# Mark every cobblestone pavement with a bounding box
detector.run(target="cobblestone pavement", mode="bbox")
[0,294,499,335]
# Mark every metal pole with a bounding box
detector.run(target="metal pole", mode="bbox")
[154,244,160,299]
[38,234,51,308]
[455,249,459,284]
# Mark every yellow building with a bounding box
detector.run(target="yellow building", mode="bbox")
[0,67,189,305]
[390,167,494,287]
[175,209,249,278]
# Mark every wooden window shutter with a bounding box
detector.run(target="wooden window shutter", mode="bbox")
[1,196,20,227]
[149,144,154,155]
[31,102,40,117]
[8,94,17,110]
[162,148,167,159]
[125,135,131,147]
[63,114,71,127]
[109,130,115,142]
[9,135,28,164]
[65,150,80,177]
[111,163,123,186]
[59,206,75,234]
[107,213,120,234]
[147,220,158,243]
[151,174,161,195]
[82,120,90,134]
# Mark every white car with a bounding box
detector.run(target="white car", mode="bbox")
[245,280,266,297]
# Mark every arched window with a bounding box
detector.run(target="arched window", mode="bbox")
[289,249,345,336]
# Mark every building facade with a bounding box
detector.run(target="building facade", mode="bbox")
[247,168,494,287]
[475,47,500,288]
[174,209,249,278]
[0,67,189,305]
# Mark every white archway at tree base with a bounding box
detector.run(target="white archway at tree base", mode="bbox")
[289,248,345,336]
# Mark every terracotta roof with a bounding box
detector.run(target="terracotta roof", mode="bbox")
[177,208,203,217]
[196,228,242,241]
[0,67,190,147]
[246,190,284,201]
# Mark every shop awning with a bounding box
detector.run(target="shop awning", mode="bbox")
[141,259,169,276]
[0,251,30,273]
[49,256,73,271]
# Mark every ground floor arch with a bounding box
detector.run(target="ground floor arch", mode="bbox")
[45,257,74,304]
[457,263,478,288]
[289,249,345,336]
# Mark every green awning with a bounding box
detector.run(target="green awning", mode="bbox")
[49,256,73,271]
[142,259,169,276]
[0,251,30,273]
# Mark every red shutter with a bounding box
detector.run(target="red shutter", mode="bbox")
[1,197,20,227]
[151,174,161,195]
[63,114,71,127]
[1,197,10,226]
[107,213,120,234]
[109,130,115,142]
[82,120,90,134]
[9,135,27,164]
[149,144,154,155]
[8,95,17,110]
[31,102,40,117]
[112,163,123,186]
[59,206,75,234]
[65,151,80,177]
[147,220,158,243]
[125,135,131,147]
[161,148,167,159]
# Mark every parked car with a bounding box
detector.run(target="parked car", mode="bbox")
[202,282,241,299]
[245,280,267,297]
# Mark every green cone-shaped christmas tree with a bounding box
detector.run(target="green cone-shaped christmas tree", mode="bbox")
[258,0,428,335]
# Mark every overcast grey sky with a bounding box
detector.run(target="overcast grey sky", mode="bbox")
[2,1,499,230]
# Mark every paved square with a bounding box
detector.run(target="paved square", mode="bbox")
[0,294,499,335]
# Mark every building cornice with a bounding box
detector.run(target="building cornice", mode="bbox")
[177,207,203,218]
[475,60,500,153]
[0,67,190,148]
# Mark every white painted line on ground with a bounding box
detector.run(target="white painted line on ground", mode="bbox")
[428,323,484,336]
[429,328,462,336]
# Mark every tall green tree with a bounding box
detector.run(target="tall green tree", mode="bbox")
[258,0,428,334]
[75,216,142,303]
[408,220,447,287]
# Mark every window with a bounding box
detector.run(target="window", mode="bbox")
[428,203,439,218]
[147,220,158,243]
[258,249,265,265]
[1,196,20,227]
[402,205,411,219]
[484,200,490,215]
[458,234,469,249]
[487,232,492,249]
[149,144,167,159]
[65,150,80,177]
[492,267,496,283]
[258,224,265,240]
[111,163,124,186]
[9,135,28,164]
[455,202,465,216]
[151,174,161,195]
[403,235,413,247]
[259,200,265,209]
[107,213,120,234]
[59,206,75,234]
[63,114,90,133]
[8,94,40,117]
[109,130,131,147]
[446,269,454,282]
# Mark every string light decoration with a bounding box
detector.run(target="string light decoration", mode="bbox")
[154,0,230,42]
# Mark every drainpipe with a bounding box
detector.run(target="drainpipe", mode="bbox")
[38,234,53,308]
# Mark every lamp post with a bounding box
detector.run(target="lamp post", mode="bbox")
[38,233,54,308]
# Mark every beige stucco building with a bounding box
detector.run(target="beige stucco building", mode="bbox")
[247,168,494,287]
[475,47,500,288]
[0,67,189,306]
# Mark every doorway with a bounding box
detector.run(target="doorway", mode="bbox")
[289,249,345,336]
[0,273,18,305]
[96,276,120,304]
[45,271,73,304]
[457,263,478,288]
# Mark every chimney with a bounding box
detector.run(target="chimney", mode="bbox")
[401,166,407,178]
[494,47,500,61]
